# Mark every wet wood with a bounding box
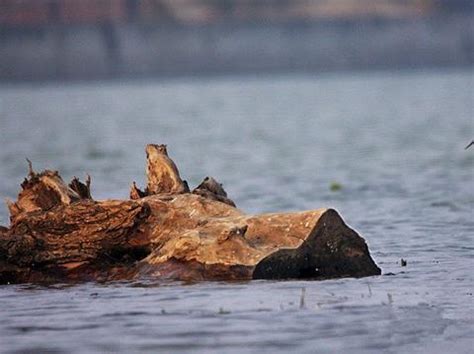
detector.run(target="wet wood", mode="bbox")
[0,145,381,284]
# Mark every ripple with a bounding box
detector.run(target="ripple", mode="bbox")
[8,324,102,333]
[1,70,473,353]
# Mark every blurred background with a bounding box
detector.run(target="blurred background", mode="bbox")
[0,0,473,80]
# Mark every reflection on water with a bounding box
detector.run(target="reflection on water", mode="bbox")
[0,69,473,353]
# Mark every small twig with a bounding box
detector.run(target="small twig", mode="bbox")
[25,158,35,177]
[465,141,474,150]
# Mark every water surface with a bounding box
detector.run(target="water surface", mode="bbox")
[0,69,473,353]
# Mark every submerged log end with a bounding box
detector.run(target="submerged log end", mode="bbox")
[253,209,381,280]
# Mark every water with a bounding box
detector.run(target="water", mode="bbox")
[0,69,473,353]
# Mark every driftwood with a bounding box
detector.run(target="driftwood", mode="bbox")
[0,144,380,284]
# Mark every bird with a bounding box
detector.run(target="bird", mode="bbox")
[465,141,474,150]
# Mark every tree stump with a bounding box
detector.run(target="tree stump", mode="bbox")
[0,145,381,284]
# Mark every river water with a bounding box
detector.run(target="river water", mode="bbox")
[0,69,473,353]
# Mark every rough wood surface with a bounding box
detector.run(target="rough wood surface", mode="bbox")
[192,176,236,207]
[6,168,80,220]
[0,145,381,284]
[69,175,92,200]
[145,144,189,195]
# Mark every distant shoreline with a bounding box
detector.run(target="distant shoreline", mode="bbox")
[0,65,472,87]
[1,14,472,82]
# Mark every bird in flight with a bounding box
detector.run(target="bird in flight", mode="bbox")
[465,141,474,150]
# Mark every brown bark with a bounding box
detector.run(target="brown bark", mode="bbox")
[7,167,80,220]
[130,181,146,200]
[144,144,189,195]
[69,175,92,199]
[0,144,381,284]
[192,176,236,207]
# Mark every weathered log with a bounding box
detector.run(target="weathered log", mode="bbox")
[0,145,381,284]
